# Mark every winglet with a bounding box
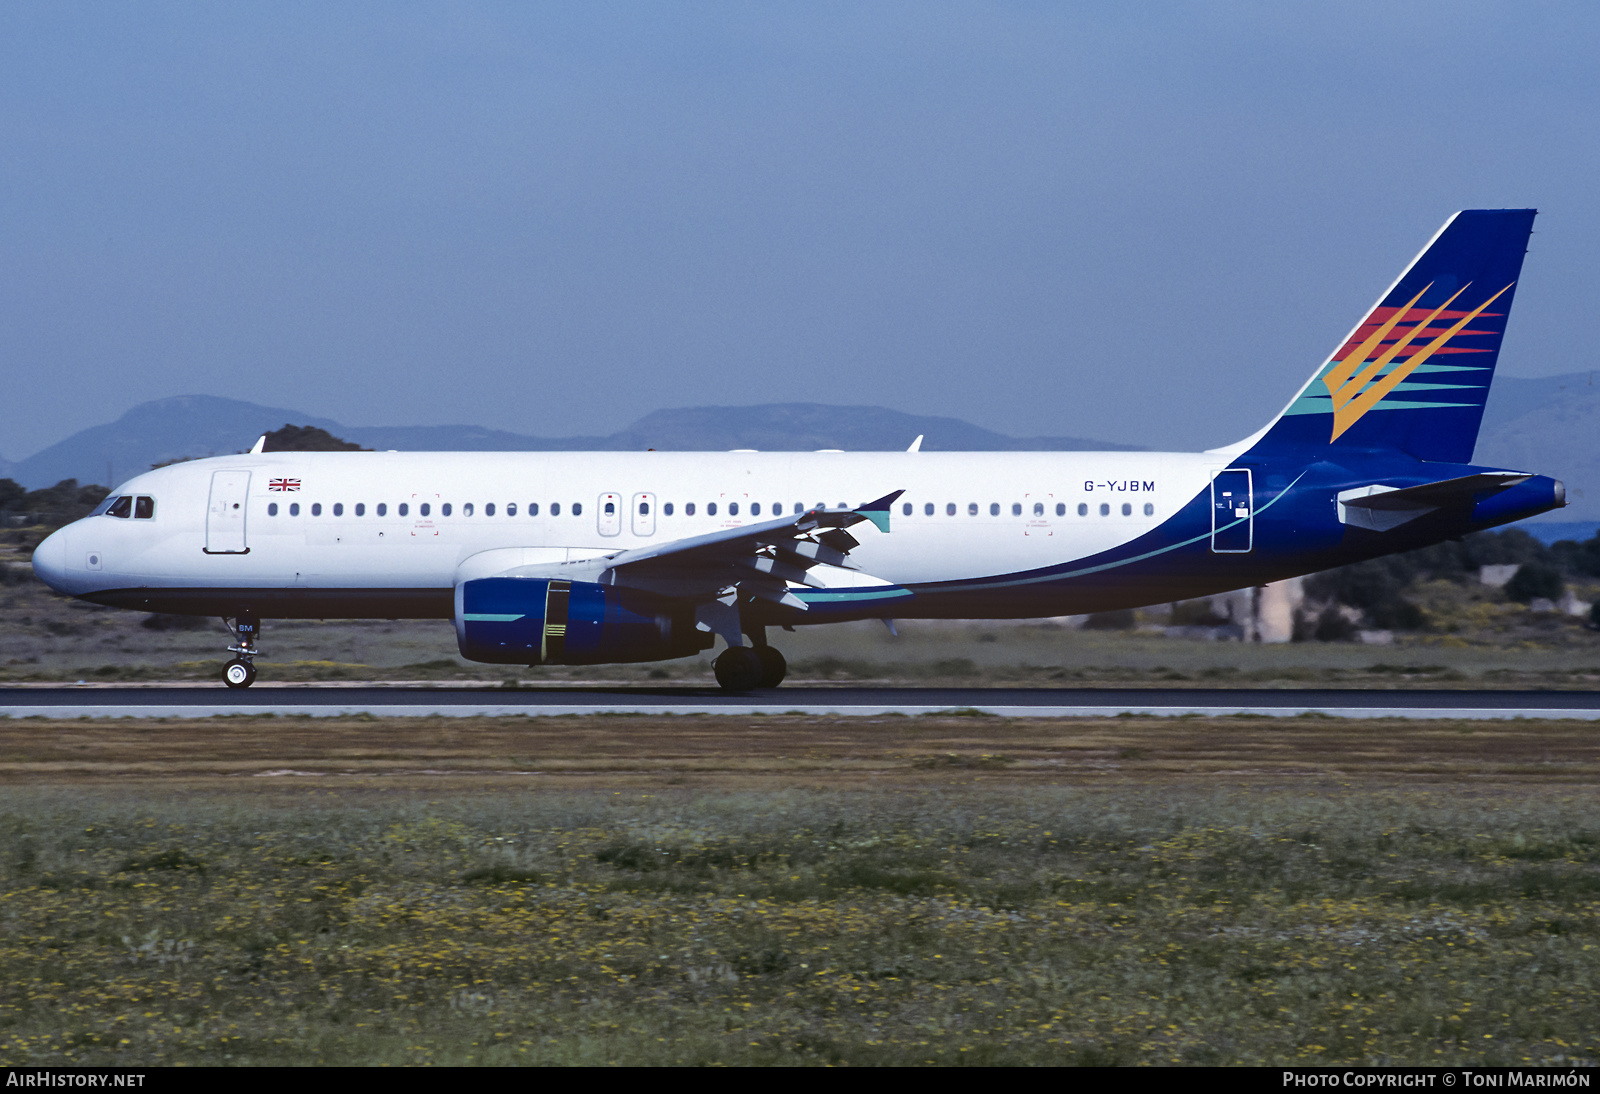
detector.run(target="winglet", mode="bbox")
[852,490,904,533]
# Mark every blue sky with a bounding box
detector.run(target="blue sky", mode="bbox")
[3,2,1598,460]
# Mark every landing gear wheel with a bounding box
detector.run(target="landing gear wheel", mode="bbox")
[753,646,787,688]
[713,646,765,691]
[222,658,256,689]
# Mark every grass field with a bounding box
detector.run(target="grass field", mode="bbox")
[0,713,1596,1066]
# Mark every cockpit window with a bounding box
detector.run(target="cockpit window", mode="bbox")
[134,496,155,519]
[105,496,132,518]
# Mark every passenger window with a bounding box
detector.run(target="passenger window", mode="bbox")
[604,501,615,516]
[399,503,409,517]
[1054,503,1064,517]
[793,503,803,514]
[968,503,978,516]
[925,503,934,516]
[134,496,155,519]
[527,503,537,516]
[1122,503,1132,516]
[686,503,695,516]
[1144,502,1155,516]
[1033,503,1043,516]
[902,503,912,516]
[354,503,363,516]
[442,503,452,517]
[729,502,739,516]
[107,496,132,518]
[1077,503,1087,516]
[290,503,300,517]
[268,502,278,517]
[420,503,431,517]
[708,502,718,517]
[664,502,674,516]
[377,503,387,517]
[946,503,956,516]
[333,503,343,517]
[572,502,582,516]
[750,502,760,516]
[640,501,650,515]
[467,503,477,517]
[311,503,321,516]
[1012,503,1022,516]
[551,503,560,516]
[1099,503,1109,516]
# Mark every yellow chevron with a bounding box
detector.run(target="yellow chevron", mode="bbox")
[1330,285,1469,410]
[1330,283,1513,441]
[1321,285,1430,398]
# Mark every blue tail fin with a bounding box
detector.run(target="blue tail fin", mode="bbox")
[1246,209,1536,463]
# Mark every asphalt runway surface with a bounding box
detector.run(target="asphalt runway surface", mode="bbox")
[5,685,1600,719]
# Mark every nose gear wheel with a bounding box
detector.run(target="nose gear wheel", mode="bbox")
[222,658,256,689]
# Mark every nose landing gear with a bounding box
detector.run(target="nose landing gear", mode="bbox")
[222,613,261,689]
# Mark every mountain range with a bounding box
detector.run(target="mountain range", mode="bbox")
[0,397,1137,489]
[2,374,1595,520]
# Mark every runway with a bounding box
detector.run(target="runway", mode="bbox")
[5,684,1600,720]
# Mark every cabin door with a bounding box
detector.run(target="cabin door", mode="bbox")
[205,471,251,554]
[1210,468,1253,553]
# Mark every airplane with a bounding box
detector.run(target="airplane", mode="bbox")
[31,208,1565,690]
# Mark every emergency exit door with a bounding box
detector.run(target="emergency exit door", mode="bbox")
[597,493,622,536]
[632,493,656,537]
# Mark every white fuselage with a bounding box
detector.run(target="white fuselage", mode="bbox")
[34,449,1226,615]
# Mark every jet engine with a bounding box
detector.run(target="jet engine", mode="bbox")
[453,577,710,665]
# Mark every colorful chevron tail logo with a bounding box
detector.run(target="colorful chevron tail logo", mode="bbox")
[1321,281,1513,441]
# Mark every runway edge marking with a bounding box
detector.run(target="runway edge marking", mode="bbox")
[4,704,1600,720]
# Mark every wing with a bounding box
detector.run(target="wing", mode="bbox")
[488,490,906,612]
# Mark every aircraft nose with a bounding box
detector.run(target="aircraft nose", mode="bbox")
[30,528,70,592]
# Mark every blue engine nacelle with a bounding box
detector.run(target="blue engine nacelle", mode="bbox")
[454,577,711,665]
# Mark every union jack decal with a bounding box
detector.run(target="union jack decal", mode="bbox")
[268,478,301,492]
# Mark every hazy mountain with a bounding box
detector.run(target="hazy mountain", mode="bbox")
[1479,371,1600,434]
[8,395,351,491]
[4,396,1139,489]
[1476,372,1600,522]
[11,382,1591,522]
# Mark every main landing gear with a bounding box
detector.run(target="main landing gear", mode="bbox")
[712,643,786,691]
[222,613,260,689]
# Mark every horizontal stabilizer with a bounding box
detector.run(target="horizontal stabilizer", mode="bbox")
[1337,472,1528,531]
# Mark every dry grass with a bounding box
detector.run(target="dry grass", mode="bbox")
[1,713,1599,788]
